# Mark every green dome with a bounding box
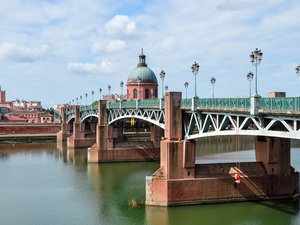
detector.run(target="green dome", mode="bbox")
[127,66,158,83]
[127,50,158,84]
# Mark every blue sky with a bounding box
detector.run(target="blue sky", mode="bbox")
[0,0,300,108]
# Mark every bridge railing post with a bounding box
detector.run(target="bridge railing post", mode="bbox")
[136,99,139,109]
[159,98,164,110]
[191,96,198,111]
[250,94,260,115]
[119,100,122,109]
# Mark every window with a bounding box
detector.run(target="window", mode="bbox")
[145,89,150,99]
[154,89,157,98]
[133,89,137,99]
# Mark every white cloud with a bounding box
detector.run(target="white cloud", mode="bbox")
[0,42,51,62]
[106,39,126,52]
[92,39,126,53]
[105,15,137,38]
[162,36,176,50]
[92,42,104,54]
[67,60,112,74]
[217,0,268,11]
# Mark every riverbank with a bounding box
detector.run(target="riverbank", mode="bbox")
[0,133,57,143]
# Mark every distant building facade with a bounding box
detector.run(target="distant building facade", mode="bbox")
[266,92,286,97]
[0,86,53,123]
[0,87,6,103]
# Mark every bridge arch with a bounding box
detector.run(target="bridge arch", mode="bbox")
[107,108,165,129]
[108,115,165,129]
[67,116,75,124]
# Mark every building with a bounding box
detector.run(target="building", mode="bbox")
[0,86,53,123]
[11,99,43,111]
[266,92,286,97]
[126,50,158,100]
[0,86,6,103]
[5,111,54,123]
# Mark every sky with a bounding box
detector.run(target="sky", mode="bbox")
[0,0,300,108]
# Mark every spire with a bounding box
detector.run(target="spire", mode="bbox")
[138,48,147,67]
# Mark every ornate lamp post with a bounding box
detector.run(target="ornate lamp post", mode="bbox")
[295,65,300,96]
[191,62,200,97]
[246,71,254,97]
[80,95,82,105]
[72,99,74,105]
[99,88,102,100]
[184,81,189,100]
[91,91,94,104]
[164,85,168,92]
[160,70,166,98]
[108,85,111,101]
[210,77,216,98]
[85,93,88,107]
[137,77,141,100]
[249,48,263,96]
[76,97,78,105]
[120,81,124,100]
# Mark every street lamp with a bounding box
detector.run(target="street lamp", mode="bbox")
[85,93,88,107]
[164,85,168,92]
[99,88,102,100]
[191,62,200,97]
[184,81,189,100]
[295,65,300,96]
[80,96,82,105]
[108,85,111,101]
[137,77,141,100]
[249,48,263,96]
[91,91,94,104]
[210,77,216,98]
[246,71,254,97]
[120,81,124,100]
[76,97,78,105]
[160,70,166,98]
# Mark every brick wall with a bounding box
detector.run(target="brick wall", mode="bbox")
[0,123,61,134]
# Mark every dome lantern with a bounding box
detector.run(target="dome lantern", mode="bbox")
[138,48,147,67]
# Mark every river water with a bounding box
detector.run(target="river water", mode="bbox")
[0,137,299,225]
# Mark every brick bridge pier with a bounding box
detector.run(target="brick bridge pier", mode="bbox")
[145,92,299,206]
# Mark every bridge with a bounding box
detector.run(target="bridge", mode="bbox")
[64,96,300,140]
[57,93,300,206]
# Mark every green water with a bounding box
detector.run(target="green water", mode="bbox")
[0,139,299,225]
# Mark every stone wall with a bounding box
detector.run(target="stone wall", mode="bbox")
[0,123,61,134]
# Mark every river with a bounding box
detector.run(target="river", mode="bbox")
[0,137,299,225]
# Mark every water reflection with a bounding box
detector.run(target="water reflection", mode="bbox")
[0,139,299,225]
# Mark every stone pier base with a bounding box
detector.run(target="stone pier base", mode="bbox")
[68,136,96,148]
[146,162,299,206]
[57,132,71,142]
[88,145,160,163]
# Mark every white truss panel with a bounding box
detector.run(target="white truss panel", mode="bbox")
[184,111,300,140]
